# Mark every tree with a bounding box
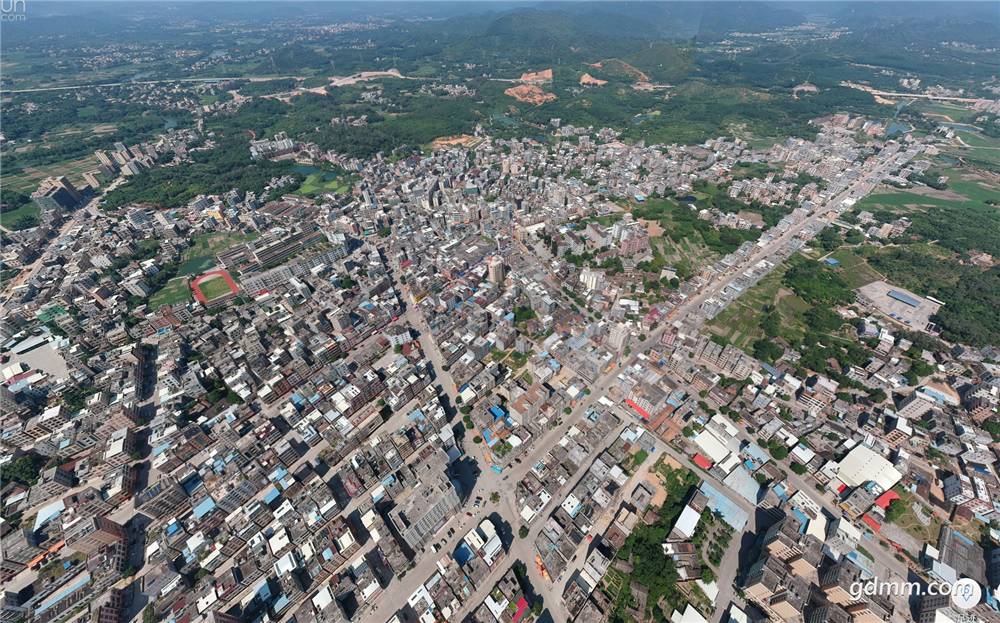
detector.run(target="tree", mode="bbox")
[473,436,482,444]
[143,606,157,623]
[769,442,789,461]
[518,526,529,539]
[910,359,934,377]
[513,306,536,323]
[760,306,782,338]
[489,492,500,503]
[753,338,783,363]
[513,560,527,579]
[1,453,46,487]
[817,227,842,252]
[982,419,1000,442]
[885,499,906,523]
[790,461,807,475]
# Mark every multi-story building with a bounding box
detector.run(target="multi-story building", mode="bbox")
[388,449,461,552]
[31,176,82,212]
[65,516,127,555]
[135,477,189,520]
[579,267,604,292]
[743,554,812,621]
[898,391,935,420]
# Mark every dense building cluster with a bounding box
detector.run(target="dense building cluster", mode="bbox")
[2,90,999,623]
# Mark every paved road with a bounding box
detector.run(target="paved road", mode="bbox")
[665,144,910,334]
[840,82,990,104]
[0,75,307,94]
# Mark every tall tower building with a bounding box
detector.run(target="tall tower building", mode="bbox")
[487,256,506,286]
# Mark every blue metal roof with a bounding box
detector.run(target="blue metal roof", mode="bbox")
[888,289,920,308]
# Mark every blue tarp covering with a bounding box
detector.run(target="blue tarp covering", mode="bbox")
[773,483,789,501]
[180,474,203,495]
[193,497,216,520]
[454,542,474,565]
[482,429,499,448]
[699,481,749,531]
[263,487,281,504]
[790,508,810,532]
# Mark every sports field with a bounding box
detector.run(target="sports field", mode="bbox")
[197,275,236,301]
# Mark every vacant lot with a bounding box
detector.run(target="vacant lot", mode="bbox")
[294,171,353,198]
[149,277,192,310]
[178,232,256,276]
[888,486,941,545]
[0,203,41,230]
[706,268,809,349]
[5,154,95,194]
[826,248,884,289]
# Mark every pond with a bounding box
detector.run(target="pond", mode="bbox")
[292,165,340,181]
[885,121,911,136]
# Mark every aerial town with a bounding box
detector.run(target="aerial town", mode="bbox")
[5,100,1000,623]
[3,3,1000,623]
